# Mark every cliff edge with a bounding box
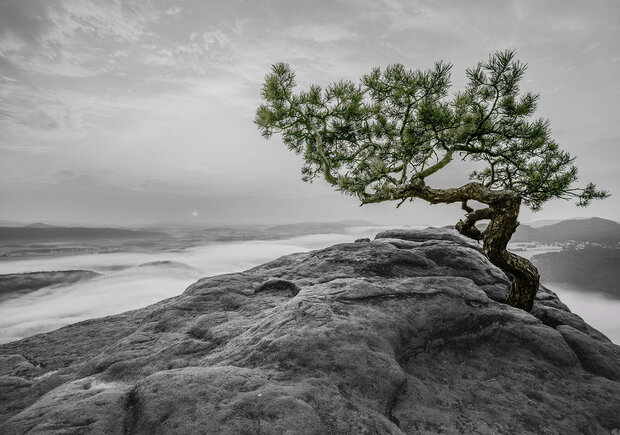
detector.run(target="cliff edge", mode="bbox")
[1,228,619,434]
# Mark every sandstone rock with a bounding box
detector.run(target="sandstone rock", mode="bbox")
[557,325,620,381]
[1,229,619,434]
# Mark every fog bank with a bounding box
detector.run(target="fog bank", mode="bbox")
[0,228,394,343]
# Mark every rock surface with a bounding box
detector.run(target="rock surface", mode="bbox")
[1,228,619,434]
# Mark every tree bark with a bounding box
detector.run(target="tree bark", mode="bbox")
[458,197,540,311]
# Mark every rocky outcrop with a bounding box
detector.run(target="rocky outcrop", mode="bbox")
[1,228,619,434]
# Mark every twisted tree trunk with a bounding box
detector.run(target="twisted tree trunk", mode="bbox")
[480,198,540,311]
[361,179,541,311]
[454,197,539,311]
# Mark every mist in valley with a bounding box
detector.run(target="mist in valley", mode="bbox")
[0,227,393,343]
[544,282,620,345]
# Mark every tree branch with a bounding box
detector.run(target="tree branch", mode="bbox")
[361,177,517,207]
[308,122,338,185]
[416,150,454,178]
[455,207,495,241]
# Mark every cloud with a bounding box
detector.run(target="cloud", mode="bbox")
[0,78,87,140]
[165,7,182,16]
[283,24,356,43]
[0,144,56,155]
[171,161,224,175]
[0,0,167,142]
[55,170,103,187]
[0,0,160,77]
[0,0,618,226]
[140,21,245,77]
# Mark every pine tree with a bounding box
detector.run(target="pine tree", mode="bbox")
[255,50,608,311]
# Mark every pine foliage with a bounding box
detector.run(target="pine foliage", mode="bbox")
[255,50,608,212]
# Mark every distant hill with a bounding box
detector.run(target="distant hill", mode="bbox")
[0,226,169,243]
[137,260,205,275]
[267,220,376,234]
[533,246,620,299]
[511,224,544,242]
[24,223,58,228]
[524,219,564,228]
[513,217,620,244]
[525,217,592,228]
[0,270,101,301]
[183,220,378,242]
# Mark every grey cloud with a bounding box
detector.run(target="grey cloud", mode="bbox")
[140,23,242,77]
[0,0,161,77]
[0,79,85,140]
[0,1,52,46]
[21,110,61,131]
[0,0,618,226]
[0,144,56,155]
[55,170,103,186]
[136,179,177,192]
[165,7,181,16]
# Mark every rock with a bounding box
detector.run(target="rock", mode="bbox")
[255,278,300,297]
[1,228,619,434]
[376,227,482,249]
[530,305,588,333]
[0,355,39,378]
[557,325,620,381]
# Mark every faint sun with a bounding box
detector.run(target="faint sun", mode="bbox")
[191,211,199,217]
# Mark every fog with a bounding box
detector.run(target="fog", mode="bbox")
[0,233,362,275]
[1,227,618,345]
[0,266,204,343]
[544,282,620,344]
[0,227,392,343]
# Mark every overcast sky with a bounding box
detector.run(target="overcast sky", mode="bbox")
[0,0,618,226]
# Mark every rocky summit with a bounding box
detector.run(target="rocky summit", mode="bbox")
[1,228,619,434]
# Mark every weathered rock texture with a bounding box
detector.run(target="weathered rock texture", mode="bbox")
[1,228,619,434]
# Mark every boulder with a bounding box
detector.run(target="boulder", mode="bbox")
[1,229,619,434]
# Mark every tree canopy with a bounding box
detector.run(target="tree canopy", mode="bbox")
[255,50,607,212]
[255,50,608,311]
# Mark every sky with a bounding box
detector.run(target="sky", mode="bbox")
[0,0,618,226]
